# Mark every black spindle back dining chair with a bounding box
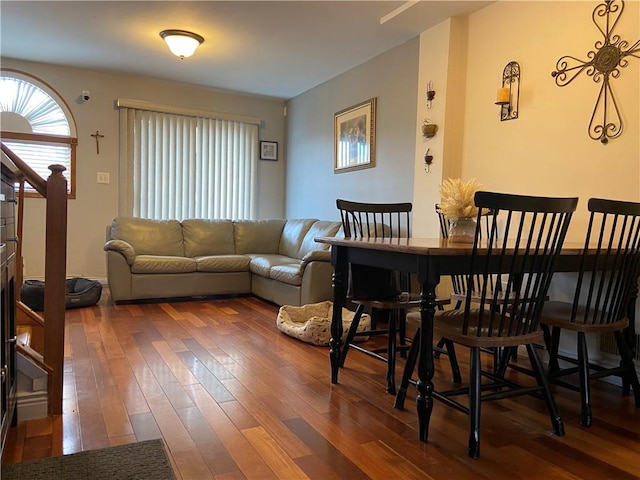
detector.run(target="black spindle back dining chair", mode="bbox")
[396,191,578,458]
[435,206,507,372]
[336,199,452,394]
[540,197,640,427]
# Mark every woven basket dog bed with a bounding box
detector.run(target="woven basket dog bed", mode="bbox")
[276,301,371,346]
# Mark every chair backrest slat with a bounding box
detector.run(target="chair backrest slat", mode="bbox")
[462,192,578,339]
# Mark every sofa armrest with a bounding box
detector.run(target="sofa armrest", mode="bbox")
[104,239,136,265]
[300,249,331,267]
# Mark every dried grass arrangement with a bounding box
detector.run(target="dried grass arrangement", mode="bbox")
[437,178,483,220]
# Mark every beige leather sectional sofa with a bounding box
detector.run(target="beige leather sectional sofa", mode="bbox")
[104,217,342,305]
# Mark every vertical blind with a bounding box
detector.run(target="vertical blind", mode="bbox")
[117,100,259,221]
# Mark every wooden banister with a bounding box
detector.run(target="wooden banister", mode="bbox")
[1,142,68,416]
[43,164,67,415]
[1,143,46,196]
[15,179,25,300]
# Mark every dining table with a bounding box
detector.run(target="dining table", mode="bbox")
[314,235,638,443]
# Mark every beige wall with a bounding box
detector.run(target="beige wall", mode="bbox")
[1,58,286,281]
[457,1,639,242]
[412,1,639,241]
[411,17,470,238]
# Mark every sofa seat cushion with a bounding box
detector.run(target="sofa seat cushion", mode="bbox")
[195,255,251,273]
[247,254,299,277]
[131,255,197,274]
[270,264,303,286]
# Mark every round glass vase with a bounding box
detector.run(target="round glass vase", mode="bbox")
[448,217,476,243]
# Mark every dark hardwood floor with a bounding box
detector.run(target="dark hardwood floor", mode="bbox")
[2,291,639,479]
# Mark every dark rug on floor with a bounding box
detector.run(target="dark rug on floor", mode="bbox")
[1,438,176,480]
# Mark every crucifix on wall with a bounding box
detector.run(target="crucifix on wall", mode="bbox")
[91,130,104,154]
[551,0,640,144]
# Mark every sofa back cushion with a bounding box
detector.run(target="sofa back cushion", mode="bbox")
[110,217,184,256]
[234,219,286,254]
[182,219,235,257]
[298,220,342,258]
[279,219,317,259]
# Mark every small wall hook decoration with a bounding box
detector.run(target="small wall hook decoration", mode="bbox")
[422,119,438,138]
[496,61,520,121]
[426,81,436,109]
[424,148,433,173]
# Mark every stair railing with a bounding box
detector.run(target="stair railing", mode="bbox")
[1,142,68,416]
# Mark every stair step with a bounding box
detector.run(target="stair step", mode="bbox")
[16,388,48,421]
[16,325,32,347]
[17,346,48,394]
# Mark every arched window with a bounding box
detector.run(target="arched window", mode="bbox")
[0,69,77,197]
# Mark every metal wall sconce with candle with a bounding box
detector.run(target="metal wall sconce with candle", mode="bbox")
[495,61,521,121]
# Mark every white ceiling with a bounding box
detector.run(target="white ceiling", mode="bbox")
[0,1,492,99]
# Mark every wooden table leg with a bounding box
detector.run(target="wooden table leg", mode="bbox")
[416,259,437,442]
[330,246,347,384]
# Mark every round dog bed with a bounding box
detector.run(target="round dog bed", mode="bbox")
[276,301,371,346]
[21,277,102,311]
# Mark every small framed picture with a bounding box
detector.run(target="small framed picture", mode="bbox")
[260,141,278,161]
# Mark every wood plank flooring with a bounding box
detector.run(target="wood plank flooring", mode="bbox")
[2,291,639,479]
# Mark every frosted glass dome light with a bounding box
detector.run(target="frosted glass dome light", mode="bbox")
[160,30,204,59]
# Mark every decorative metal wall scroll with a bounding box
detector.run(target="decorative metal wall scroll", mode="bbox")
[551,0,640,144]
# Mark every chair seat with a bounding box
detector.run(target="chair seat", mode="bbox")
[407,309,544,348]
[541,301,629,333]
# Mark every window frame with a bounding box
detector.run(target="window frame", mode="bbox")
[0,69,78,198]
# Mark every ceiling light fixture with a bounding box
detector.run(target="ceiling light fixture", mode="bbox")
[159,29,204,59]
